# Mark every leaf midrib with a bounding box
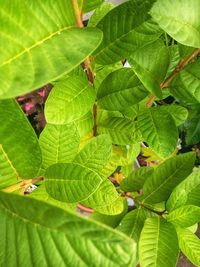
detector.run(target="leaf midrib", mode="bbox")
[0,26,72,68]
[0,144,21,181]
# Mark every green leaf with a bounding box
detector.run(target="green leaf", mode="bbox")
[82,179,123,215]
[170,60,200,104]
[0,0,103,98]
[74,111,94,137]
[157,104,188,126]
[74,135,112,173]
[88,2,114,27]
[176,227,200,267]
[94,0,162,65]
[120,167,154,192]
[0,100,41,189]
[139,152,196,204]
[83,0,104,12]
[39,123,80,169]
[0,191,137,267]
[137,107,178,158]
[94,62,122,91]
[117,207,154,243]
[91,200,128,228]
[28,184,76,211]
[97,68,148,111]
[45,76,96,124]
[139,217,179,267]
[167,169,200,211]
[166,205,200,228]
[45,163,102,203]
[98,117,140,145]
[150,0,200,48]
[185,114,200,145]
[129,40,169,98]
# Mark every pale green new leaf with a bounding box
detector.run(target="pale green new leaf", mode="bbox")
[176,227,200,267]
[45,163,102,203]
[166,205,200,228]
[120,167,154,192]
[0,0,103,98]
[39,123,80,169]
[170,60,200,104]
[82,179,123,215]
[139,217,179,267]
[97,68,148,111]
[0,100,41,189]
[158,104,188,126]
[150,0,200,47]
[45,76,96,124]
[74,135,112,173]
[0,191,137,267]
[139,152,196,204]
[98,117,140,145]
[117,207,154,243]
[137,107,178,158]
[166,168,200,211]
[129,40,169,98]
[94,0,162,64]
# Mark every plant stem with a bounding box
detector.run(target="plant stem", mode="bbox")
[3,177,44,193]
[72,0,84,28]
[146,48,200,107]
[71,0,97,135]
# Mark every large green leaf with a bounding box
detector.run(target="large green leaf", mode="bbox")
[98,117,140,145]
[139,152,196,204]
[150,0,200,47]
[45,163,102,203]
[157,104,188,126]
[0,0,103,98]
[97,68,148,111]
[39,123,80,169]
[176,227,200,267]
[94,0,162,65]
[129,40,169,98]
[0,191,137,267]
[82,179,123,215]
[120,167,154,192]
[117,207,154,243]
[0,100,41,189]
[74,135,112,174]
[45,76,96,124]
[170,60,200,104]
[166,169,200,211]
[137,107,178,158]
[166,205,200,228]
[139,217,179,267]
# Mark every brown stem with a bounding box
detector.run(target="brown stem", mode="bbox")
[3,177,44,193]
[71,0,97,136]
[77,204,94,213]
[146,48,200,107]
[72,0,84,28]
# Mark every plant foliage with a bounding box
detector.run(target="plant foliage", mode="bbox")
[0,0,200,266]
